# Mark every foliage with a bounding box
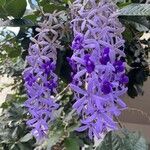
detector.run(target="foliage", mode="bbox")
[119,4,150,16]
[0,0,27,19]
[0,102,35,150]
[118,1,150,98]
[0,0,149,149]
[96,130,148,150]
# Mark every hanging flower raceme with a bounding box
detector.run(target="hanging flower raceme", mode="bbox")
[23,11,64,140]
[69,0,129,139]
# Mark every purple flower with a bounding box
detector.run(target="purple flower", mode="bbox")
[27,118,49,140]
[44,79,57,92]
[72,34,84,50]
[84,54,95,73]
[70,0,128,139]
[67,57,77,73]
[24,72,36,86]
[104,47,110,54]
[41,60,55,75]
[23,12,64,140]
[120,74,129,84]
[100,47,110,65]
[113,60,124,73]
[101,81,112,95]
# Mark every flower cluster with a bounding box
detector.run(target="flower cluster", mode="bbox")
[69,0,128,139]
[23,11,64,140]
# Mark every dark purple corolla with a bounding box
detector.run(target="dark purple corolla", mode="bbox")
[84,54,95,73]
[41,60,55,75]
[72,34,84,50]
[101,81,112,95]
[120,74,129,84]
[69,0,128,139]
[113,60,125,73]
[23,12,64,140]
[100,47,110,65]
[24,72,36,86]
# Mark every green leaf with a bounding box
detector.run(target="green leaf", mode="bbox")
[10,18,35,27]
[39,0,49,6]
[96,132,123,150]
[119,4,150,16]
[20,133,33,143]
[4,44,21,58]
[0,0,6,6]
[12,127,18,139]
[64,138,80,150]
[0,19,35,27]
[10,144,19,150]
[96,130,148,150]
[63,0,73,3]
[43,4,66,13]
[23,14,37,23]
[17,143,29,150]
[134,22,149,32]
[46,125,65,149]
[123,131,148,150]
[117,1,131,9]
[5,0,27,18]
[63,0,69,3]
[0,0,7,18]
[0,0,6,18]
[122,26,133,42]
[120,16,150,30]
